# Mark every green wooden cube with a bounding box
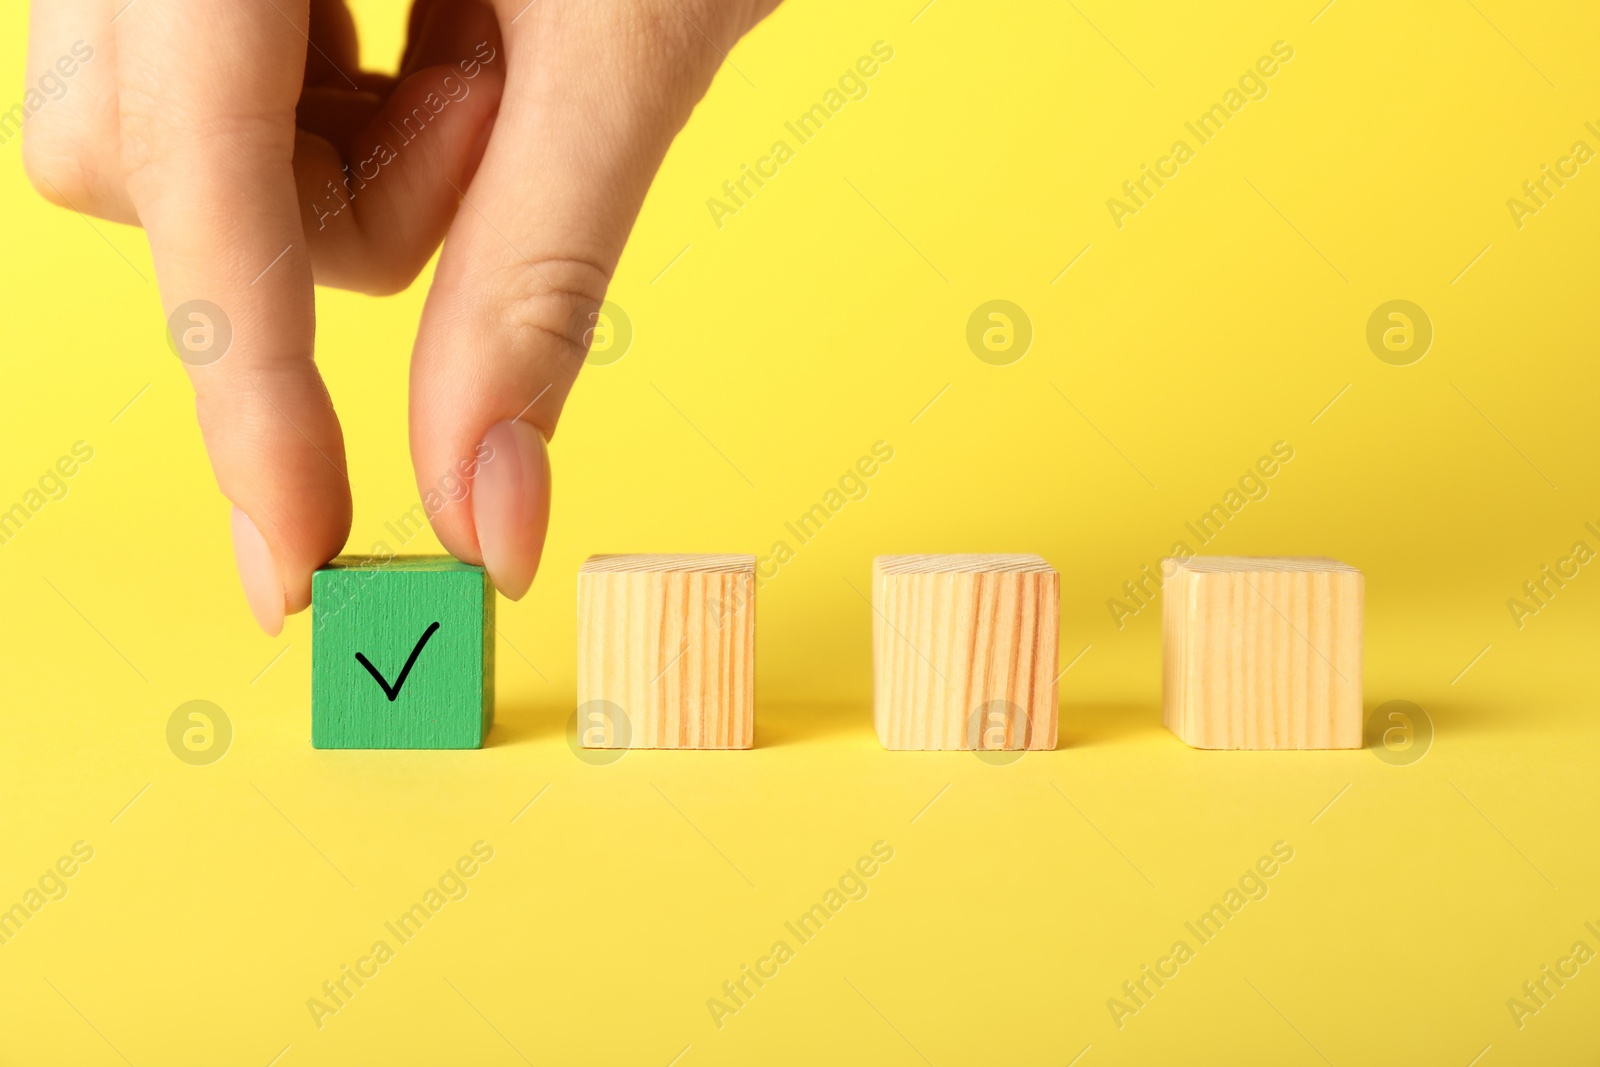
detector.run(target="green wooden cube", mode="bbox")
[311,556,494,749]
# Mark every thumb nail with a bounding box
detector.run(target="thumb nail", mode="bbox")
[230,506,286,636]
[471,420,550,600]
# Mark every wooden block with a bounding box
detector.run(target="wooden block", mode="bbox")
[872,555,1058,751]
[577,555,755,749]
[311,556,493,749]
[1162,556,1363,749]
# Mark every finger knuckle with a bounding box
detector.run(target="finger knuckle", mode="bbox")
[20,120,105,210]
[490,257,614,363]
[616,1,745,64]
[117,82,288,204]
[510,0,745,66]
[113,83,164,192]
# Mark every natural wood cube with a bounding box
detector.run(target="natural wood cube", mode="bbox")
[1162,556,1363,749]
[872,555,1059,750]
[311,556,493,749]
[577,555,755,749]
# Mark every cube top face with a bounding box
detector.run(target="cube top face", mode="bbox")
[311,555,493,750]
[577,554,755,749]
[580,554,754,575]
[320,556,487,575]
[1163,556,1363,750]
[872,554,1059,751]
[1173,556,1359,575]
[875,554,1053,575]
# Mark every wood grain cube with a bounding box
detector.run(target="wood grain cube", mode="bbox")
[872,555,1059,751]
[577,555,755,749]
[1162,556,1363,749]
[311,556,493,749]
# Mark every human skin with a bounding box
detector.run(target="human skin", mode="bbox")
[22,0,779,633]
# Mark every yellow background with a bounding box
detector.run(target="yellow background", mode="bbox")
[3,0,1600,1063]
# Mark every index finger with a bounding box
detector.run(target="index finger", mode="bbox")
[117,0,351,633]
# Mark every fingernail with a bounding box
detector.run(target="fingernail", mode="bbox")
[230,506,286,636]
[472,420,551,600]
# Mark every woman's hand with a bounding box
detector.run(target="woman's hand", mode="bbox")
[23,0,777,632]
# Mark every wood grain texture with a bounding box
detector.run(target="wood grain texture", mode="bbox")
[577,555,755,749]
[1162,556,1363,750]
[311,556,493,749]
[872,554,1058,751]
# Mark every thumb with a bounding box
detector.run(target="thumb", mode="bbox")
[409,1,766,598]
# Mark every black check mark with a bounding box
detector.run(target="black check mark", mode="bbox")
[355,622,441,702]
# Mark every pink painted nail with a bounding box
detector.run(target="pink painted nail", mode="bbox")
[230,506,285,636]
[471,420,551,600]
